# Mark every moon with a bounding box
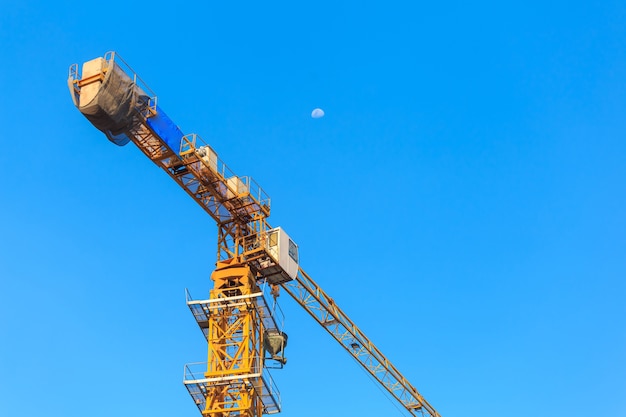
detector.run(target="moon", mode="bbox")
[311,108,325,119]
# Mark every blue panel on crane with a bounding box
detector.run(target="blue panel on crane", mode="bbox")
[105,131,131,146]
[145,106,184,154]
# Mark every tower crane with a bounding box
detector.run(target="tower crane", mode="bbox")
[68,51,441,417]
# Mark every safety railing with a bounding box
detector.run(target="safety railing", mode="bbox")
[185,287,286,348]
[183,361,265,383]
[183,361,282,414]
[180,133,271,213]
[105,51,158,113]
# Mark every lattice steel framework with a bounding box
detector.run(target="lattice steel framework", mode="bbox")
[69,51,442,417]
[203,261,264,417]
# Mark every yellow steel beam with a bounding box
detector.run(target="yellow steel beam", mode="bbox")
[282,267,441,417]
[204,260,264,417]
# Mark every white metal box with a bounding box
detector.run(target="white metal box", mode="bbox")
[197,145,217,172]
[266,227,299,281]
[226,176,248,199]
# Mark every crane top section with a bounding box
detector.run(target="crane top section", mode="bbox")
[68,51,297,285]
[69,52,270,222]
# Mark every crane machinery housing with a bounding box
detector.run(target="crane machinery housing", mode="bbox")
[68,51,441,417]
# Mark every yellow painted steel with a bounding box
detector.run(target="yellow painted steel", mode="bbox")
[204,259,264,417]
[69,52,442,417]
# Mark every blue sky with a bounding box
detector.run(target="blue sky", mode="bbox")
[1,1,625,416]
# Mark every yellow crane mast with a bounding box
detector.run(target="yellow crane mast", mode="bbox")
[68,51,441,417]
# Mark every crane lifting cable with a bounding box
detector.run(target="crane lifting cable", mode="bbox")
[68,51,441,417]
